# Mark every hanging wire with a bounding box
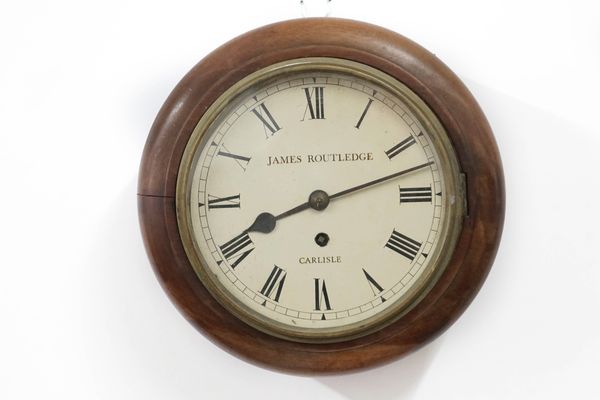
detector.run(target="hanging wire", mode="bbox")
[300,0,332,17]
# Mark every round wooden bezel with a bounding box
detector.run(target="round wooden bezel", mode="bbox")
[138,18,505,374]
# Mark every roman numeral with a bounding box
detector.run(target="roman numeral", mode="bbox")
[385,230,422,261]
[362,268,385,298]
[399,186,432,203]
[355,98,374,129]
[259,265,286,302]
[385,136,416,159]
[219,232,254,269]
[302,87,325,120]
[207,194,240,209]
[217,144,251,171]
[314,278,332,311]
[251,101,281,137]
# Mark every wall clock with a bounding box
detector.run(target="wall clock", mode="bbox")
[138,18,504,373]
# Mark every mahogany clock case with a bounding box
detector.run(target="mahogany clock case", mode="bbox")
[138,18,505,373]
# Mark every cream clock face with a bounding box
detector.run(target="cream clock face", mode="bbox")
[177,59,463,342]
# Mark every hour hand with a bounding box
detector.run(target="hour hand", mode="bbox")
[246,190,328,234]
[247,212,276,233]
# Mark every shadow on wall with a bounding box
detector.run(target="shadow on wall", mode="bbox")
[317,340,442,400]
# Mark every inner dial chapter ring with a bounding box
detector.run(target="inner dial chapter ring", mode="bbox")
[176,58,464,343]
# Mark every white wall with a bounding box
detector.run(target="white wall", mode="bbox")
[1,1,599,399]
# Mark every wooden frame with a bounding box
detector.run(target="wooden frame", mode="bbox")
[138,18,505,374]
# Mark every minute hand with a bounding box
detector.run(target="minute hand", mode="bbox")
[247,161,434,234]
[329,161,434,201]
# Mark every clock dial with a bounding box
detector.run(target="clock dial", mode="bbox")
[177,59,464,342]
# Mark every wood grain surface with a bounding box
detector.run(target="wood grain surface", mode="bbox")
[138,18,505,374]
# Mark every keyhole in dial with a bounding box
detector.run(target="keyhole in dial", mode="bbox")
[315,232,330,247]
